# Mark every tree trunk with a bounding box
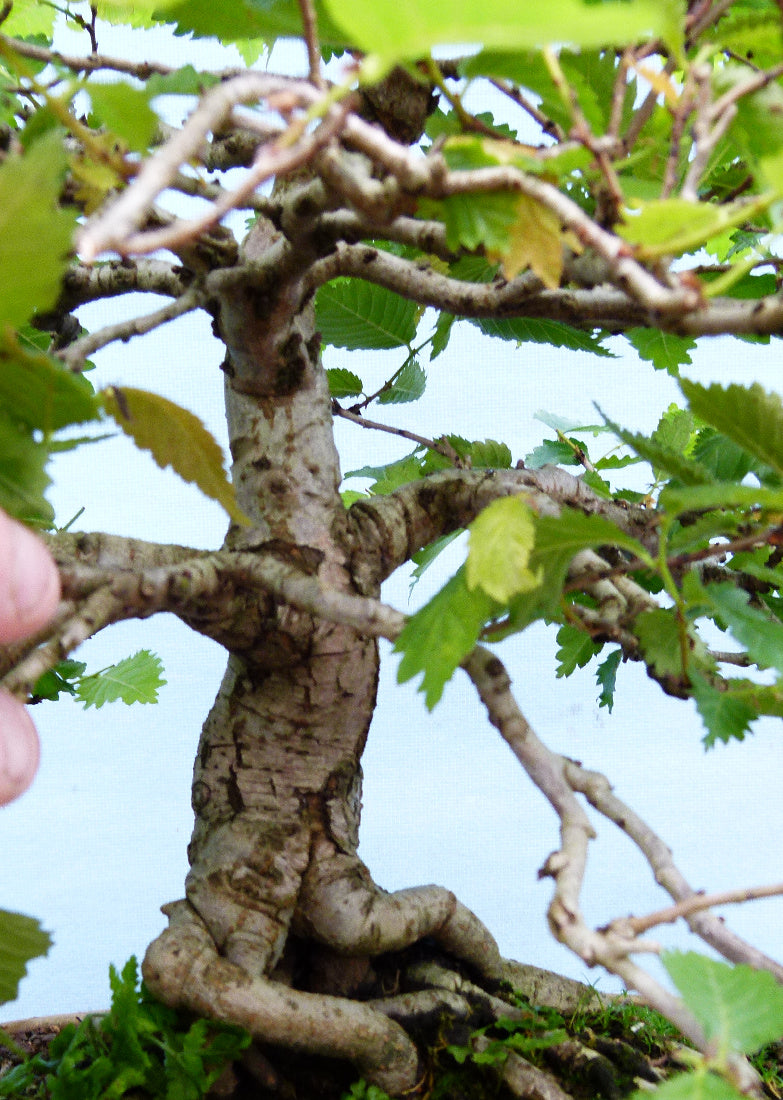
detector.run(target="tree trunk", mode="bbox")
[141,213,503,1096]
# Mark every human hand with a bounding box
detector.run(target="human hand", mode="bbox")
[0,511,60,805]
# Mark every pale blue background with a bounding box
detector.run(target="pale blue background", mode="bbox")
[2,19,782,1022]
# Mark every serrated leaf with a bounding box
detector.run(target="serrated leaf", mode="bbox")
[323,0,680,61]
[634,608,687,678]
[663,951,783,1055]
[596,648,621,711]
[326,367,363,398]
[504,507,649,634]
[0,132,77,330]
[467,497,542,603]
[470,316,613,356]
[0,330,99,432]
[469,439,513,468]
[424,190,521,254]
[680,379,783,480]
[395,567,499,709]
[153,0,348,45]
[378,360,426,404]
[488,193,563,286]
[600,408,713,486]
[691,674,757,746]
[703,584,783,674]
[101,386,249,523]
[77,650,166,709]
[0,909,51,1005]
[626,327,696,374]
[316,279,417,350]
[555,623,601,677]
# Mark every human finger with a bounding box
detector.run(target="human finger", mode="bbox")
[0,692,40,805]
[0,511,60,644]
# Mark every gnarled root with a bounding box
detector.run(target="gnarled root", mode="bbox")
[142,900,420,1096]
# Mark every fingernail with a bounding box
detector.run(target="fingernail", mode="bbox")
[0,693,39,804]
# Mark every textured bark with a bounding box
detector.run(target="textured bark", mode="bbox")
[140,213,503,1094]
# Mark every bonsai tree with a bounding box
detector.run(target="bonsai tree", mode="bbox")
[3,0,783,1095]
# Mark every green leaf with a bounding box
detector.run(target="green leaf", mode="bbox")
[660,482,783,517]
[431,312,455,359]
[0,132,77,330]
[345,452,424,494]
[101,386,249,523]
[679,379,783,480]
[525,439,579,468]
[555,623,601,677]
[0,910,51,1005]
[422,191,520,254]
[77,650,166,708]
[470,316,613,356]
[467,497,542,603]
[322,0,681,61]
[626,327,696,374]
[88,83,158,152]
[599,409,713,486]
[596,648,621,711]
[409,530,464,590]
[703,584,783,674]
[0,331,99,432]
[634,608,689,678]
[630,1070,745,1100]
[316,279,418,350]
[33,659,87,702]
[153,0,348,45]
[0,0,56,36]
[663,951,783,1055]
[618,198,757,260]
[468,439,513,468]
[378,360,426,404]
[395,567,499,709]
[0,414,53,526]
[691,675,757,746]
[327,368,364,398]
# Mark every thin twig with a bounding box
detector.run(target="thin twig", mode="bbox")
[624,882,783,935]
[58,286,203,369]
[297,0,325,89]
[332,403,462,465]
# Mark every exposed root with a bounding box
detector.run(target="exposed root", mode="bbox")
[142,900,421,1096]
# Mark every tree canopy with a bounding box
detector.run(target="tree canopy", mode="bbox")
[3,1,783,1097]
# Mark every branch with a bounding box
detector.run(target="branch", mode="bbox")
[462,645,711,1049]
[565,760,783,983]
[57,259,188,312]
[59,285,204,369]
[307,242,783,337]
[77,71,326,259]
[347,466,656,583]
[625,882,783,936]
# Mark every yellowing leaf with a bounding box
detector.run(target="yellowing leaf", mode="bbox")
[467,496,542,603]
[101,386,250,524]
[488,193,563,285]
